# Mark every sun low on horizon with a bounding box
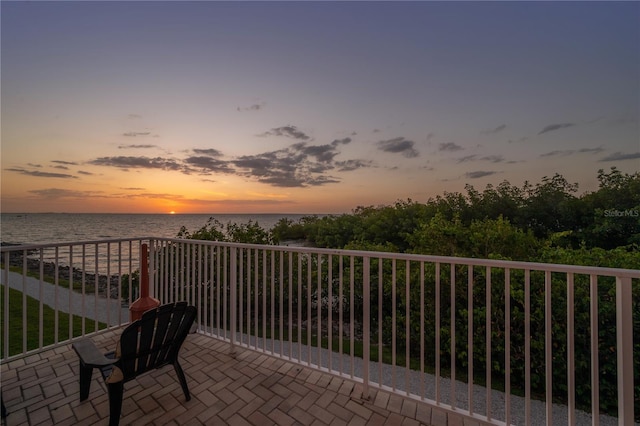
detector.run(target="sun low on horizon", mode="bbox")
[1,1,638,214]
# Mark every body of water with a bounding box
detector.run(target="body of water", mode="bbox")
[1,213,313,245]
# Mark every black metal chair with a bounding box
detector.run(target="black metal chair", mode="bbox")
[72,302,196,426]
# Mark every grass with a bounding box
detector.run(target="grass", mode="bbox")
[0,285,107,357]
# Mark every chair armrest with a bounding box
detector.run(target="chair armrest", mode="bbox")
[72,338,117,368]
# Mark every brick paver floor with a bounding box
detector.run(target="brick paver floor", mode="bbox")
[1,329,478,425]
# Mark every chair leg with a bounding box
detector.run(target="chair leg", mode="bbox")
[79,362,93,401]
[107,382,124,426]
[173,361,191,401]
[1,395,7,418]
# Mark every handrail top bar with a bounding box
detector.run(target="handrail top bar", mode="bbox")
[2,236,638,279]
[1,237,153,252]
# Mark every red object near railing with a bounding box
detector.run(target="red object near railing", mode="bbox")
[129,243,159,322]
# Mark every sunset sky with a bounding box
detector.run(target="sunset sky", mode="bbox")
[2,1,638,214]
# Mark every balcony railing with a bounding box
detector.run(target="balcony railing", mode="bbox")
[2,237,639,425]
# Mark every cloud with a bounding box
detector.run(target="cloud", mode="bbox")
[29,188,91,198]
[89,156,184,171]
[123,131,151,137]
[237,102,265,112]
[258,125,311,141]
[438,142,464,152]
[457,154,505,163]
[579,147,604,154]
[193,148,224,157]
[52,160,78,166]
[232,139,366,187]
[299,138,352,163]
[599,152,640,162]
[540,150,575,157]
[77,170,94,175]
[88,137,367,188]
[483,155,505,163]
[481,124,507,135]
[335,159,372,172]
[128,114,142,119]
[457,155,506,164]
[377,137,419,158]
[541,147,605,157]
[118,144,157,149]
[466,171,499,179]
[121,187,145,190]
[183,156,235,173]
[426,132,435,142]
[457,155,477,163]
[537,123,575,135]
[6,168,78,179]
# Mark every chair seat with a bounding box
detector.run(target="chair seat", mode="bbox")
[72,302,196,426]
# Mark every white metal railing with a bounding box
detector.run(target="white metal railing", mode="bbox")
[149,238,639,425]
[1,238,149,359]
[1,238,639,425]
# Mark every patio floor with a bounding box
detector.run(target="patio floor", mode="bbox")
[0,329,480,426]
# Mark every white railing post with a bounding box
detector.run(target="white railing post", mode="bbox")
[3,252,9,360]
[148,239,156,301]
[362,256,371,400]
[230,246,237,354]
[616,276,633,424]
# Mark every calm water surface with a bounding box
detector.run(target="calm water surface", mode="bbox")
[1,213,311,245]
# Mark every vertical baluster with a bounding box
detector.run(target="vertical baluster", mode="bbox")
[3,252,10,359]
[280,250,284,357]
[616,276,633,424]
[590,274,599,426]
[567,273,576,425]
[451,263,456,409]
[525,270,531,425]
[106,242,111,327]
[363,256,370,400]
[230,247,237,350]
[289,251,294,361]
[317,253,322,367]
[298,253,303,362]
[486,266,492,421]
[69,245,74,339]
[405,260,410,396]
[308,253,313,366]
[350,255,355,377]
[94,244,99,333]
[263,249,267,351]
[420,261,425,400]
[378,258,383,388]
[545,270,552,425]
[505,268,512,425]
[468,264,473,415]
[391,259,397,391]
[327,254,333,371]
[54,247,59,344]
[271,250,275,354]
[435,262,441,405]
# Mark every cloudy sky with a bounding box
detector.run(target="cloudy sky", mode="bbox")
[2,1,638,214]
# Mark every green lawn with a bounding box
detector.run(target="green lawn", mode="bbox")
[0,285,107,358]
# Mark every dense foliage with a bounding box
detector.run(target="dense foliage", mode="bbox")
[268,167,639,258]
[176,168,639,416]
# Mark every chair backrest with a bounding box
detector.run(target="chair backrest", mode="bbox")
[116,302,196,382]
